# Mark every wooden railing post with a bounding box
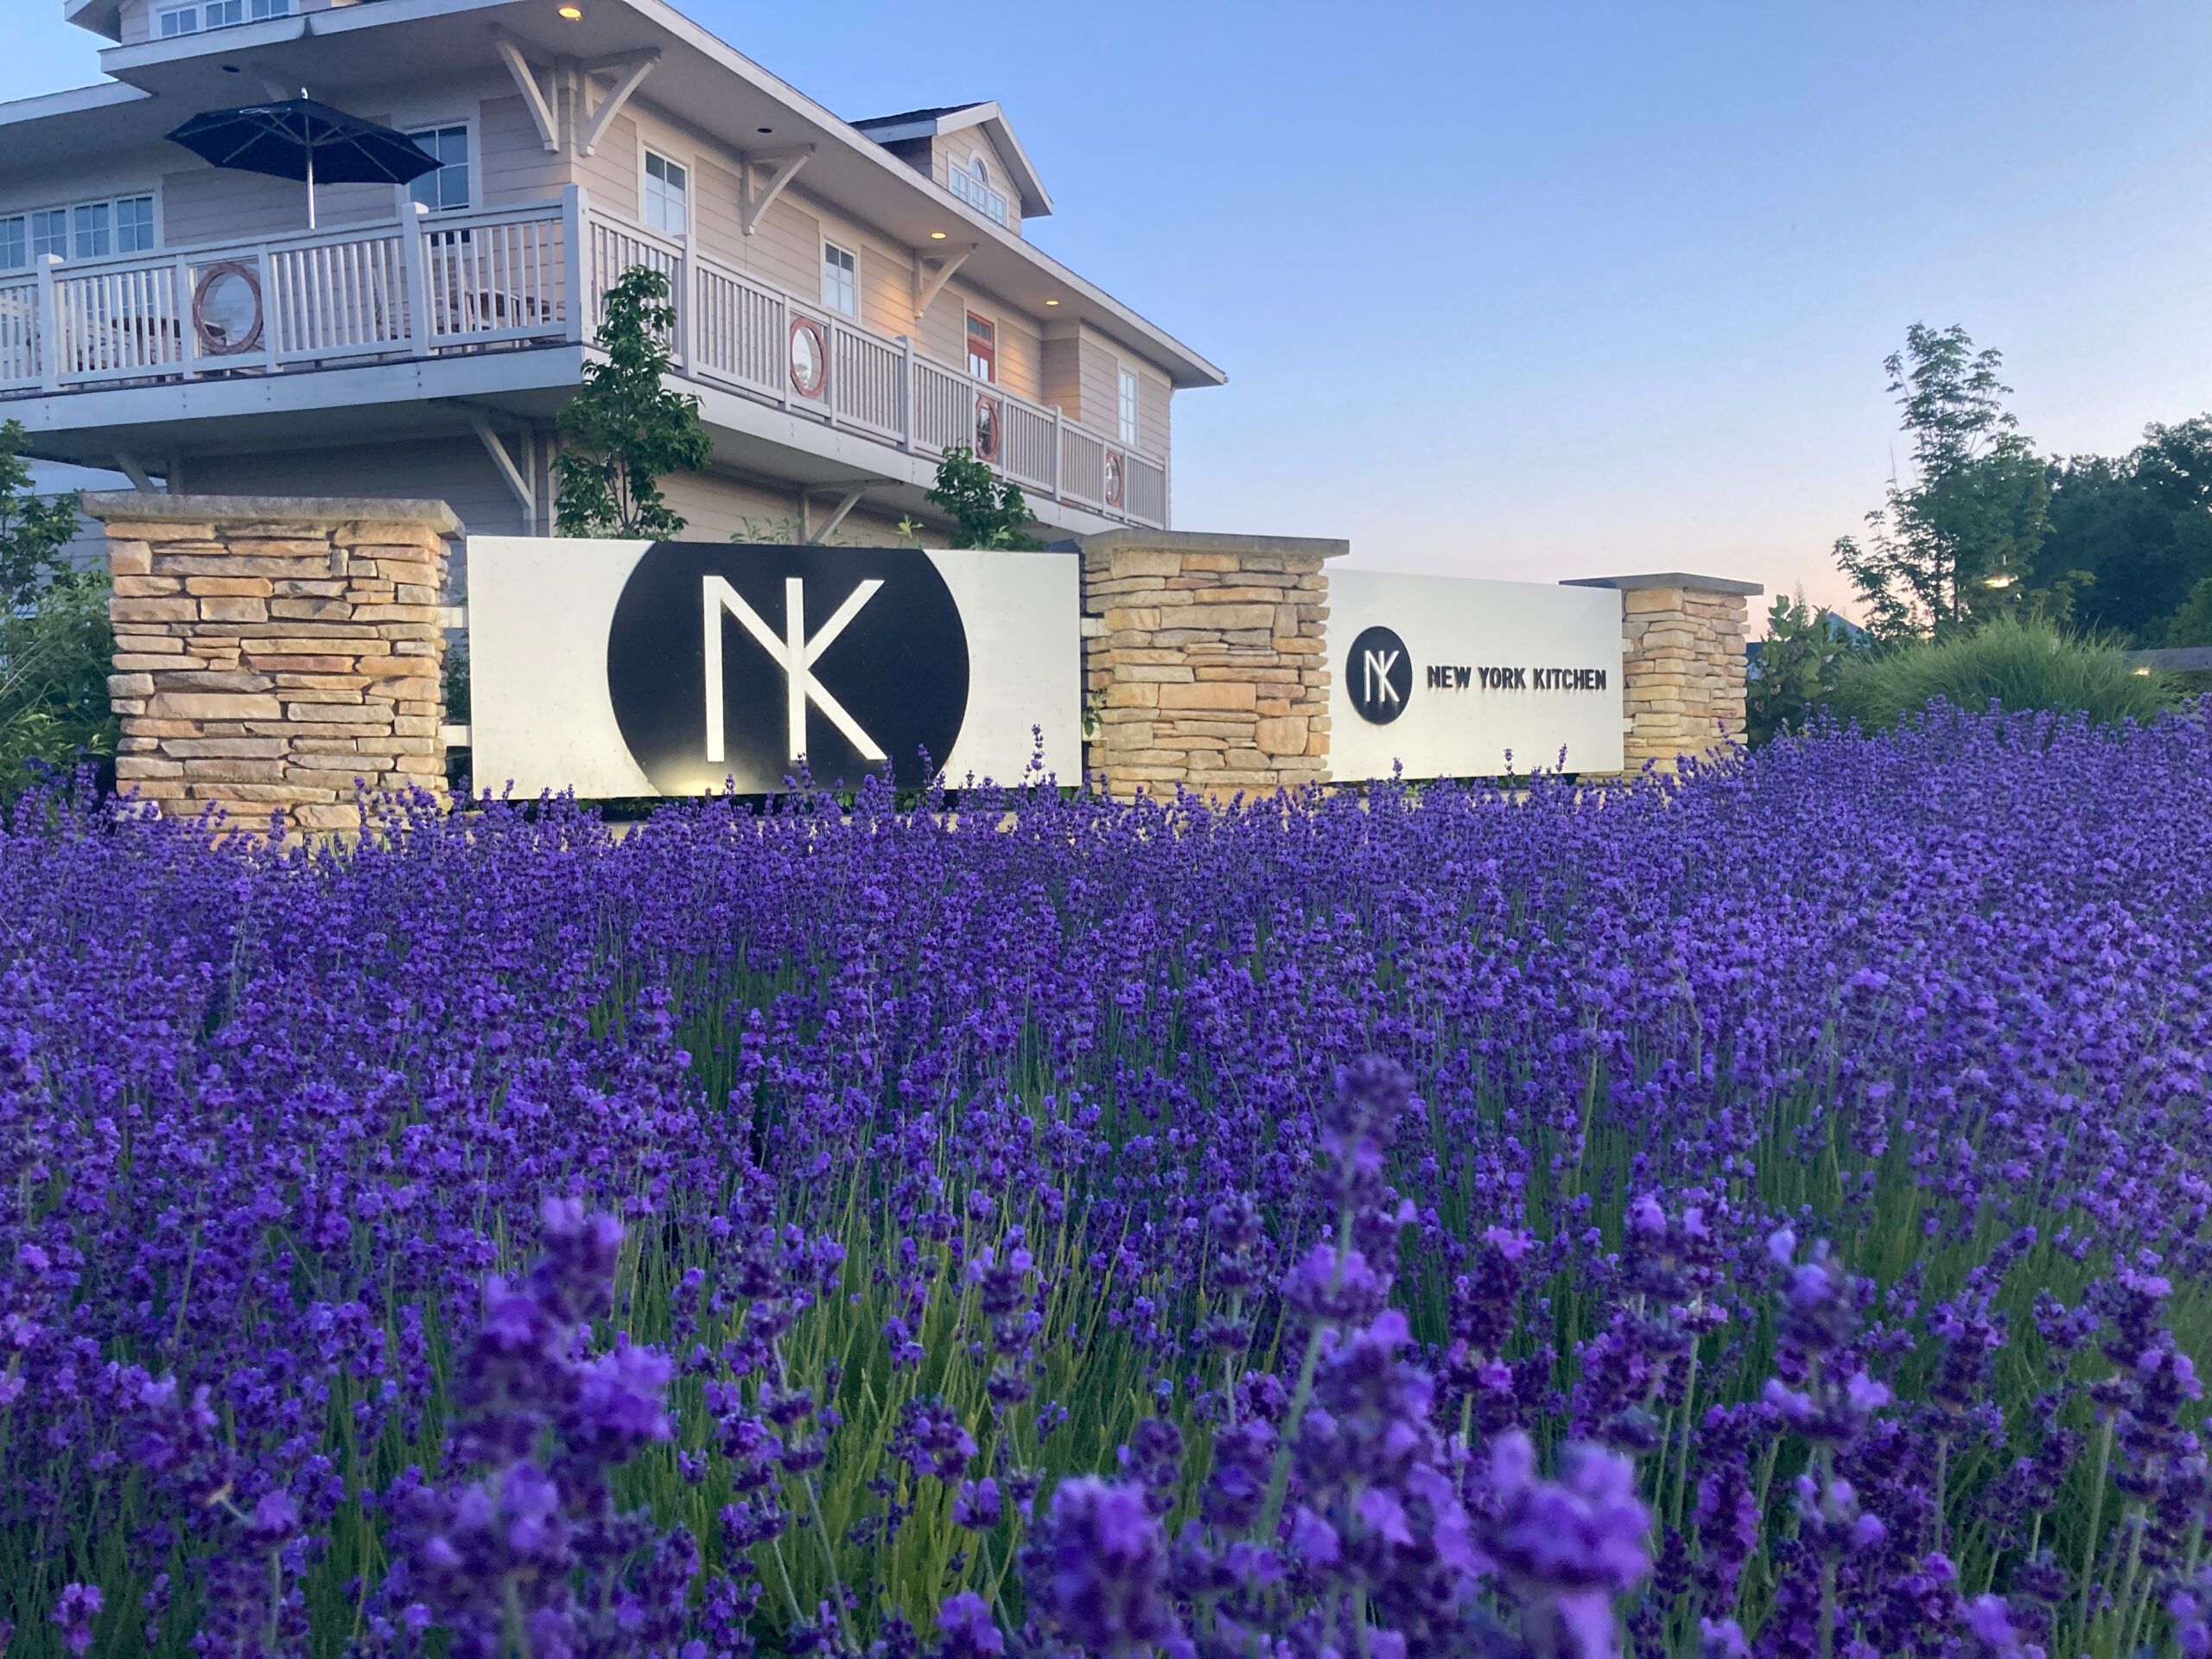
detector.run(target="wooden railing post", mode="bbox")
[173,254,200,378]
[672,234,694,374]
[35,255,60,391]
[560,184,588,344]
[400,201,432,357]
[256,247,281,373]
[1050,405,1065,501]
[896,334,915,450]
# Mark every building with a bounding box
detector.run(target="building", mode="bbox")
[0,0,1224,557]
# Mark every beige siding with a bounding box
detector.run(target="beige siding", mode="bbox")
[658,471,802,541]
[159,162,391,245]
[477,94,568,207]
[1077,337,1120,442]
[1041,335,1083,422]
[657,474,947,548]
[740,188,822,297]
[570,109,639,220]
[1139,372,1171,460]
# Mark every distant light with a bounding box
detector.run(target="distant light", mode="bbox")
[2133,666,2153,677]
[1983,570,2017,589]
[930,231,948,240]
[556,3,583,18]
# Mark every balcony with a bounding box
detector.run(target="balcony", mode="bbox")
[0,185,1170,529]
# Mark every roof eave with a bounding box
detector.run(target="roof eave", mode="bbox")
[613,0,1218,385]
[0,79,149,130]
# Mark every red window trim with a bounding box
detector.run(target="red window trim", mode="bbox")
[965,310,995,384]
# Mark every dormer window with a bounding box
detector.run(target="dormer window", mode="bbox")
[156,0,286,35]
[948,152,1009,226]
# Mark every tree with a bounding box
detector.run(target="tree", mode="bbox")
[0,418,83,610]
[1834,324,2050,642]
[926,446,1041,550]
[554,267,710,538]
[2165,575,2212,647]
[0,421,113,799]
[2032,417,2212,642]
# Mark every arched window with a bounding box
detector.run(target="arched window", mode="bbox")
[950,153,1008,226]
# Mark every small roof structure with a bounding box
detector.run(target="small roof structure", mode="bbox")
[850,99,1053,219]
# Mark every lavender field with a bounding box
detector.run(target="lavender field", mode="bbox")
[3,705,2209,1658]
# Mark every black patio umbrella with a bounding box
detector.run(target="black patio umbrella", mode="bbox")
[166,95,441,230]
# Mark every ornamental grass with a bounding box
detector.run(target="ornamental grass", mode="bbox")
[3,702,2209,1658]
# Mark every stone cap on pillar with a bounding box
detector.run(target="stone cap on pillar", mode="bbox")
[82,493,463,535]
[1560,571,1764,596]
[1082,528,1352,560]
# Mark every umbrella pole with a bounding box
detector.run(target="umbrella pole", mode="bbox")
[306,138,316,230]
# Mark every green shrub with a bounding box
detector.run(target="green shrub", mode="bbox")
[1828,614,2177,730]
[1746,594,1866,745]
[1,568,118,803]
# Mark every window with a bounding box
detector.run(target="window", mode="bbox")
[821,240,857,318]
[156,0,272,32]
[31,210,67,263]
[72,202,111,260]
[966,312,995,382]
[115,196,156,254]
[643,150,688,236]
[1118,366,1139,447]
[0,196,156,267]
[947,151,1009,226]
[407,125,471,213]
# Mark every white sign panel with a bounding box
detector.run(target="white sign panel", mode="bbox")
[467,537,1080,797]
[1328,571,1624,779]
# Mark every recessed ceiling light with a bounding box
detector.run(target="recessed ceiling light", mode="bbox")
[1045,298,1059,306]
[221,62,240,72]
[556,3,583,18]
[930,231,948,240]
[757,125,773,134]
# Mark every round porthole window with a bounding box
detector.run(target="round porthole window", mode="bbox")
[789,315,828,398]
[192,260,264,356]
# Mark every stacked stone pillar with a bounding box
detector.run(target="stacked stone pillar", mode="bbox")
[1562,572,1761,768]
[83,493,457,834]
[1080,530,1346,798]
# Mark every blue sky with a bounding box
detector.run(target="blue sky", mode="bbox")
[10,2,2212,616]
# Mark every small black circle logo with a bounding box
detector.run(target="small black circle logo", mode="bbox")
[607,543,969,794]
[1346,624,1412,725]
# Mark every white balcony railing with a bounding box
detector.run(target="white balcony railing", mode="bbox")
[0,186,1169,529]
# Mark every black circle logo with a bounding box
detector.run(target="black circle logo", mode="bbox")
[607,542,969,794]
[1345,624,1413,725]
